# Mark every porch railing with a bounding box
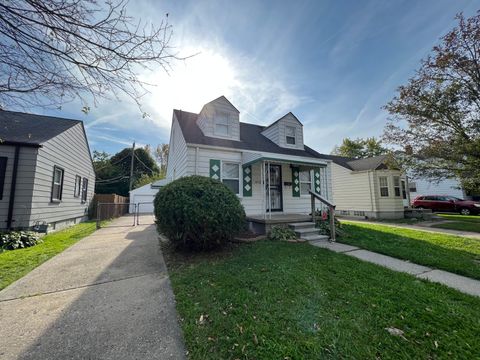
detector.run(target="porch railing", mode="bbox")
[309,190,336,242]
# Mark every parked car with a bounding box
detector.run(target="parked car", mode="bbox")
[412,195,480,215]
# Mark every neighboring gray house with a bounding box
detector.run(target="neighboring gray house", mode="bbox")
[0,111,95,231]
[166,96,334,233]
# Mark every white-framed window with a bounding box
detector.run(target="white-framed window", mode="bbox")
[299,169,311,195]
[393,176,401,197]
[214,113,229,136]
[408,181,417,193]
[222,162,240,195]
[51,166,64,202]
[379,176,389,197]
[74,175,81,197]
[81,177,88,203]
[285,126,296,145]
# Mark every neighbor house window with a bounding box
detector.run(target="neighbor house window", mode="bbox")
[393,176,401,197]
[286,126,296,145]
[299,170,311,195]
[379,176,389,197]
[409,182,417,193]
[0,157,7,200]
[81,178,88,202]
[215,114,229,136]
[74,175,81,197]
[51,166,64,201]
[222,162,240,195]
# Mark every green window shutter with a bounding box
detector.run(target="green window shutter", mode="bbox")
[292,167,300,197]
[314,168,321,194]
[243,165,252,196]
[210,159,221,180]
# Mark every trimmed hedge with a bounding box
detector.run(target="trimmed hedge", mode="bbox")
[154,176,246,251]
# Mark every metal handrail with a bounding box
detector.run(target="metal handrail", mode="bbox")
[309,190,336,242]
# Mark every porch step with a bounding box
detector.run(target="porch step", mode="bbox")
[288,222,329,242]
[288,222,315,230]
[294,228,321,237]
[301,234,329,242]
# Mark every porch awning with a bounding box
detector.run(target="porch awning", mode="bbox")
[242,152,328,168]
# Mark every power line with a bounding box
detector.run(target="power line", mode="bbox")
[134,153,157,174]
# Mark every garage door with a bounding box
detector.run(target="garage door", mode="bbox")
[134,194,155,213]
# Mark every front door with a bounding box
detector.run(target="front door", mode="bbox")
[265,164,283,212]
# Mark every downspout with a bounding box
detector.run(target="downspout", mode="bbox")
[195,147,199,175]
[7,146,20,229]
[368,170,375,215]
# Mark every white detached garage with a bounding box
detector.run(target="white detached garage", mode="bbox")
[129,179,168,213]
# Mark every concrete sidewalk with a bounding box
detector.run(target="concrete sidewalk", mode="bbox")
[311,240,480,297]
[0,215,186,360]
[342,219,480,239]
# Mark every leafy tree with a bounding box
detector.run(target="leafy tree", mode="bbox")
[0,0,181,111]
[383,12,480,193]
[94,147,159,196]
[155,143,169,176]
[332,137,386,158]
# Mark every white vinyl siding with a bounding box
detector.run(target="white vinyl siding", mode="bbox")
[261,113,304,150]
[166,114,188,181]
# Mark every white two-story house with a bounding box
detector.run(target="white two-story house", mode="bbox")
[165,96,334,233]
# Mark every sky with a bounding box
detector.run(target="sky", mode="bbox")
[30,0,479,155]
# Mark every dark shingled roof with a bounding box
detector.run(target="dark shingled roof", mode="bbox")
[174,110,323,159]
[173,109,389,170]
[0,110,81,146]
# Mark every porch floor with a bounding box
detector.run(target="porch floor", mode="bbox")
[246,213,312,225]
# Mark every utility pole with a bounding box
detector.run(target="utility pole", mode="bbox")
[129,141,135,191]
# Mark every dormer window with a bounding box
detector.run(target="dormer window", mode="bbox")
[286,126,296,145]
[214,113,229,136]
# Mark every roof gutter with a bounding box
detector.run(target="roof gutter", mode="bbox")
[6,145,20,229]
[0,141,41,148]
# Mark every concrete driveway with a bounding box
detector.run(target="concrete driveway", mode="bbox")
[0,215,186,360]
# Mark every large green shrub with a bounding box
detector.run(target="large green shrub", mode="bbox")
[154,176,246,251]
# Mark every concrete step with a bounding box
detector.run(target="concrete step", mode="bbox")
[288,222,315,230]
[301,234,329,242]
[294,228,320,237]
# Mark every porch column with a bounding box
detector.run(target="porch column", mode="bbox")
[267,161,272,219]
[261,161,266,219]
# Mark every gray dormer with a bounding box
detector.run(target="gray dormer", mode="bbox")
[196,96,240,141]
[261,112,304,150]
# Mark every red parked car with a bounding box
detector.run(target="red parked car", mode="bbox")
[412,195,480,215]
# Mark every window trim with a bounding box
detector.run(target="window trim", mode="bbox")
[299,169,312,197]
[285,125,296,145]
[379,176,389,197]
[393,176,401,197]
[74,175,81,198]
[51,166,64,202]
[214,114,230,137]
[221,161,241,196]
[81,177,88,203]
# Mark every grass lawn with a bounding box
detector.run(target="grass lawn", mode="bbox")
[431,221,480,233]
[165,241,480,359]
[340,221,480,280]
[0,221,99,290]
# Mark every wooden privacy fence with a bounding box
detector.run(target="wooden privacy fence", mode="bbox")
[92,194,129,220]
